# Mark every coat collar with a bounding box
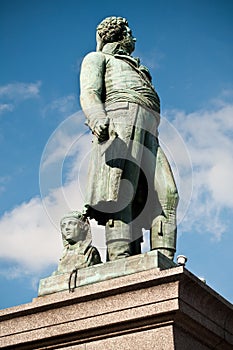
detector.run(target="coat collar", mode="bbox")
[101,42,140,67]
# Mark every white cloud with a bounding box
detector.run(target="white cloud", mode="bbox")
[0,81,41,115]
[0,81,41,100]
[0,103,14,114]
[40,111,88,169]
[0,181,90,278]
[163,98,233,239]
[0,197,60,274]
[138,48,164,70]
[42,94,77,118]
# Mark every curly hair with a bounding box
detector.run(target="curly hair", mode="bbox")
[97,16,129,44]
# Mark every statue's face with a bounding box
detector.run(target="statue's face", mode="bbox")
[126,26,136,42]
[61,218,82,244]
[123,26,136,54]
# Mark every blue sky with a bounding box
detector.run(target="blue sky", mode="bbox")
[0,0,233,309]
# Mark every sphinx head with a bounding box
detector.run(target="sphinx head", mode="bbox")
[60,211,90,245]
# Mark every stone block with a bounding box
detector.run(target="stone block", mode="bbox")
[1,265,233,349]
[38,250,177,296]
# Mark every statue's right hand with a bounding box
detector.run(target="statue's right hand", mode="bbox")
[93,120,109,143]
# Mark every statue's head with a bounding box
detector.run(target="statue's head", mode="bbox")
[96,16,136,54]
[60,211,91,245]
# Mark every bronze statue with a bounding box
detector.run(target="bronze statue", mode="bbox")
[80,16,178,261]
[53,211,101,275]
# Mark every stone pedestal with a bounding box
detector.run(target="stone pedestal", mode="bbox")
[38,250,176,296]
[1,256,233,349]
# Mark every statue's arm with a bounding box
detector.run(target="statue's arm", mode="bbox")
[80,52,107,133]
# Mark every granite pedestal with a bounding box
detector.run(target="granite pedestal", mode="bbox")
[1,253,233,349]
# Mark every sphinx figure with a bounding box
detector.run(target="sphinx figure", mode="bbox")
[53,211,101,275]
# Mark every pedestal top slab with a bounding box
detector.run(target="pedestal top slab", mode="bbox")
[38,250,177,296]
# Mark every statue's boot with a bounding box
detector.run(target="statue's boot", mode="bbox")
[106,220,131,261]
[150,214,177,260]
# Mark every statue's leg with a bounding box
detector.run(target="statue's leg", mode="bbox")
[150,146,179,260]
[130,236,142,255]
[130,170,149,256]
[106,219,131,261]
